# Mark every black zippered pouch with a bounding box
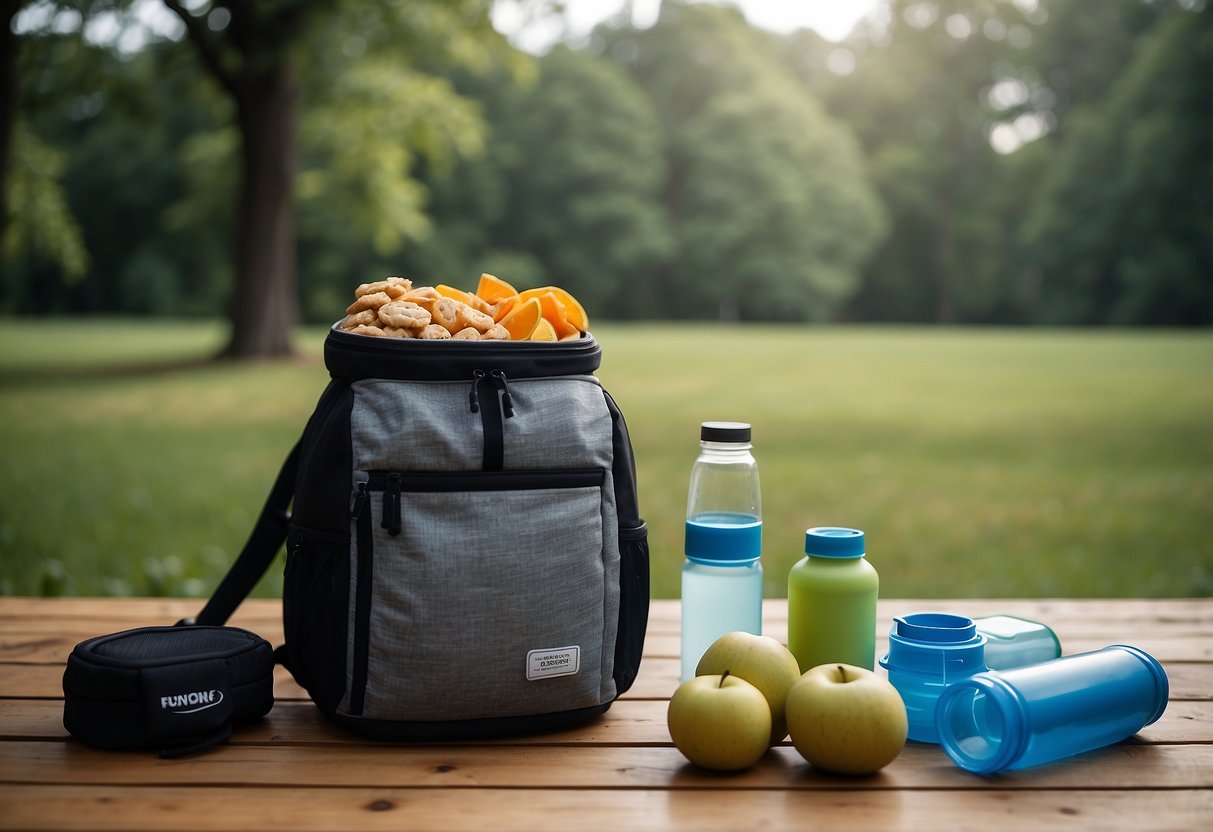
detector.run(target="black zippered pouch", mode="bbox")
[62,625,274,757]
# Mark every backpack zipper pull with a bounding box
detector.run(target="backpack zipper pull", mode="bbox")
[491,369,514,418]
[350,481,368,518]
[469,369,486,413]
[382,473,402,536]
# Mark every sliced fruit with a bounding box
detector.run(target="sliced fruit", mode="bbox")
[475,273,518,304]
[537,292,580,340]
[435,283,493,315]
[498,297,542,340]
[529,317,558,341]
[516,285,589,332]
[545,286,589,332]
[491,295,518,323]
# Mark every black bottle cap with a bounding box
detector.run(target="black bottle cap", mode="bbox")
[700,421,752,443]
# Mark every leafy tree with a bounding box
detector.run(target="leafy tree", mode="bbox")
[397,45,673,317]
[1,3,91,297]
[602,2,885,320]
[1,0,19,245]
[5,27,234,316]
[482,46,671,316]
[1017,3,1213,324]
[794,0,1041,323]
[4,1,514,345]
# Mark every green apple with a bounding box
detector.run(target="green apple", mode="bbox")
[695,631,801,744]
[786,663,907,775]
[667,672,772,771]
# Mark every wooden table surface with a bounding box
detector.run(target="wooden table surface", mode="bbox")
[0,597,1209,830]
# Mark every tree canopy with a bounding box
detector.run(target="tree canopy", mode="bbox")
[3,0,1209,336]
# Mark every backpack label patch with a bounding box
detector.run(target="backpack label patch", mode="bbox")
[526,646,580,681]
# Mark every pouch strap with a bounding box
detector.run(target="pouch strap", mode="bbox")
[190,439,301,627]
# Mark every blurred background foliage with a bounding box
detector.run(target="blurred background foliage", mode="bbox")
[3,0,1209,327]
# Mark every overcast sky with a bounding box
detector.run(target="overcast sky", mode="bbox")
[492,0,882,52]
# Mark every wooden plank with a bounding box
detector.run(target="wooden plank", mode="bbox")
[0,663,311,702]
[4,598,1209,663]
[0,597,281,623]
[5,698,1211,748]
[2,740,1212,791]
[2,786,1210,832]
[4,656,1211,704]
[644,598,1213,632]
[4,597,1210,632]
[641,633,1213,662]
[6,626,1210,665]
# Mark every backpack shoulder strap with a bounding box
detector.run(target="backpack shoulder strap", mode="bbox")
[185,439,301,627]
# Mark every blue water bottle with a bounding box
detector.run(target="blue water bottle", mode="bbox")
[680,421,763,682]
[935,645,1168,774]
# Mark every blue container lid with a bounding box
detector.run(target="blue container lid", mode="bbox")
[804,527,865,558]
[881,613,988,676]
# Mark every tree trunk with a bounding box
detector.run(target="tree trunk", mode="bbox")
[222,63,300,359]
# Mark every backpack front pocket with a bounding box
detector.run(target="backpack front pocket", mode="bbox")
[346,468,617,722]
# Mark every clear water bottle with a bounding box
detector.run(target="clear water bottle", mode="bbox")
[680,421,763,682]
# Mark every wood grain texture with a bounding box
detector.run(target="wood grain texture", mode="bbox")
[1,597,1209,831]
[2,786,1211,832]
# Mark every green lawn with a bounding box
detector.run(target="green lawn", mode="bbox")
[1,319,1210,599]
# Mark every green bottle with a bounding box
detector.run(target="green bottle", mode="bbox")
[787,527,878,673]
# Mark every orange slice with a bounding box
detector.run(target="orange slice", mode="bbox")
[491,295,518,323]
[475,273,518,304]
[516,285,589,332]
[435,284,493,315]
[529,317,558,341]
[538,291,580,340]
[546,286,588,332]
[498,297,542,340]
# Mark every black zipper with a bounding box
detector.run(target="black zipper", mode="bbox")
[326,325,601,382]
[381,473,402,536]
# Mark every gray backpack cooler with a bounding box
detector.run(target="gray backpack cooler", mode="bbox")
[193,325,649,739]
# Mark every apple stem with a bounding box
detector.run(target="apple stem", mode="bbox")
[837,665,847,682]
[719,670,730,688]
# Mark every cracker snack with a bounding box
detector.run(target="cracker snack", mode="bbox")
[339,274,589,342]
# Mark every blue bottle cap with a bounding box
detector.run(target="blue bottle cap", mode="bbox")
[804,527,865,558]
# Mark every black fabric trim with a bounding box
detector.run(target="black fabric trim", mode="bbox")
[603,389,649,695]
[325,325,602,382]
[349,501,374,715]
[325,701,612,741]
[365,469,605,492]
[613,524,650,695]
[602,390,643,530]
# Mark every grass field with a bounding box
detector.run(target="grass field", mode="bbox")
[1,319,1210,600]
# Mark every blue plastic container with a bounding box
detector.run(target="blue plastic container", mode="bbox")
[935,645,1169,774]
[879,613,988,743]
